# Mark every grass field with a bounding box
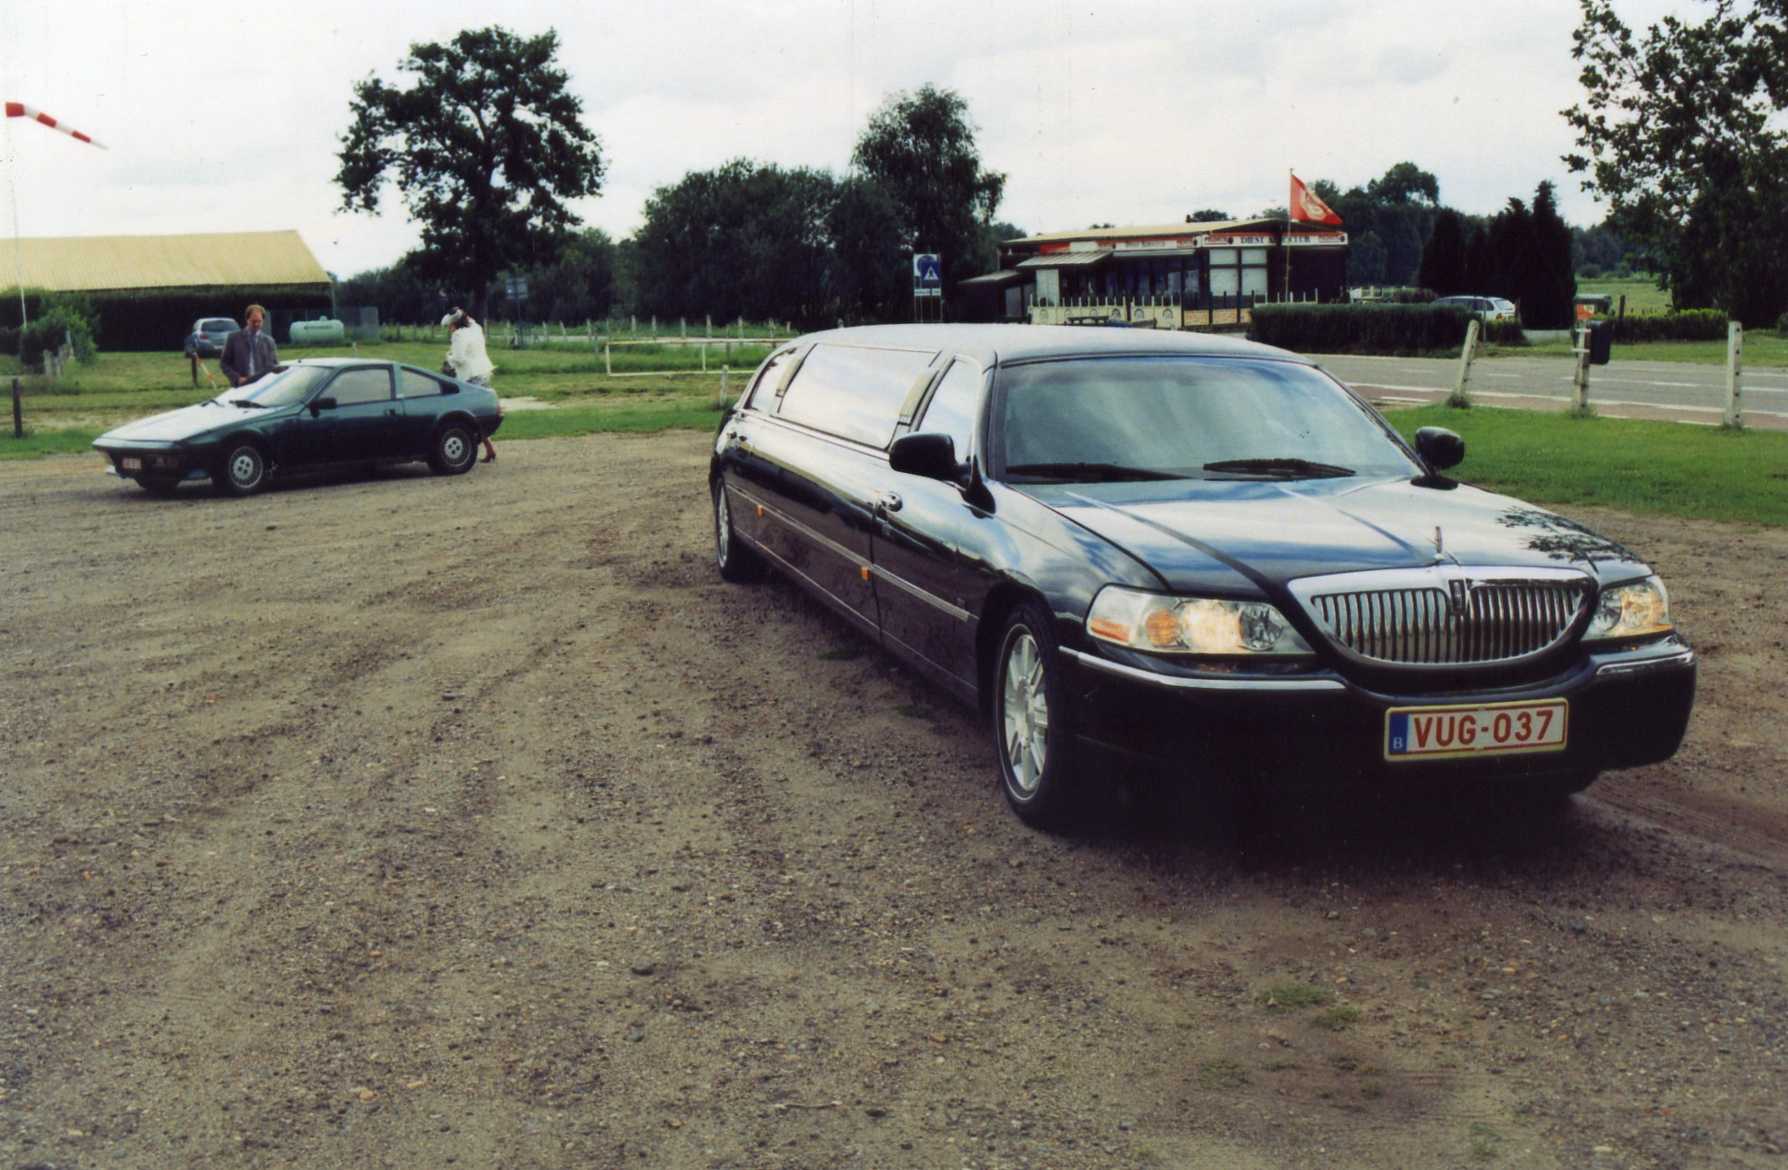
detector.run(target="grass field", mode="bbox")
[1496,330,1788,366]
[1386,403,1788,527]
[1574,274,1673,314]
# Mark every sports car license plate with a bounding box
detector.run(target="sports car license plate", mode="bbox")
[121,456,143,471]
[1385,699,1567,761]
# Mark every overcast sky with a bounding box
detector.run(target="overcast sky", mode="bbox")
[1,0,1691,279]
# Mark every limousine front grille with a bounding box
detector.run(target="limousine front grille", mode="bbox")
[1289,568,1593,667]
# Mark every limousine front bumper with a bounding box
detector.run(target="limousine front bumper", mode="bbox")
[1059,639,1696,786]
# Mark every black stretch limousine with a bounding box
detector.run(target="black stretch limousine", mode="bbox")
[709,325,1695,828]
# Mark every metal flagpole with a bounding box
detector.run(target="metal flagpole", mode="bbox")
[1284,168,1293,303]
[4,106,23,335]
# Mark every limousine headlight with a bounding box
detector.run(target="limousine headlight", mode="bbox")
[1086,586,1314,656]
[1584,575,1672,641]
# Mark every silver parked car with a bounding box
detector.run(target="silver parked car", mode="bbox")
[183,317,239,358]
[1434,296,1518,323]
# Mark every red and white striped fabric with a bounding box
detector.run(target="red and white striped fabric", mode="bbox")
[4,101,107,149]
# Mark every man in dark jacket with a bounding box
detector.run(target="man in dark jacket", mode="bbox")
[220,304,279,387]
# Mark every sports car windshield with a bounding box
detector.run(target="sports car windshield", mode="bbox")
[239,365,335,408]
[996,357,1421,482]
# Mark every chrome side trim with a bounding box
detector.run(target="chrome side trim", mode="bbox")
[1594,649,1695,677]
[1062,648,1347,693]
[872,561,972,623]
[736,527,880,638]
[730,483,867,570]
[730,482,972,624]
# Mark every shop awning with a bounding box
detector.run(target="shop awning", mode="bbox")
[1015,251,1111,270]
[957,268,1025,286]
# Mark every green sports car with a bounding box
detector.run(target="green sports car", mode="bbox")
[92,358,503,497]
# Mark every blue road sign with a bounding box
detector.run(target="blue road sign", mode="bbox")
[913,253,942,293]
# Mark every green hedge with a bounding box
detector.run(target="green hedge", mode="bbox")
[2,286,329,351]
[1250,304,1506,354]
[1609,310,1727,342]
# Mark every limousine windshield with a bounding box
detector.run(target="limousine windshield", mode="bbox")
[996,357,1421,482]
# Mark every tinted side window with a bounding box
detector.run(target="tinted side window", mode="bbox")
[399,367,444,399]
[744,352,791,411]
[778,344,936,448]
[915,359,983,460]
[329,368,393,406]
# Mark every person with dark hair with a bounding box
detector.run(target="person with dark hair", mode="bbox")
[220,303,279,387]
[441,308,498,463]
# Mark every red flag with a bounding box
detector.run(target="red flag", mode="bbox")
[1290,173,1340,225]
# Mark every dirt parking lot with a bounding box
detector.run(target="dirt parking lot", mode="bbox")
[1,433,1785,1170]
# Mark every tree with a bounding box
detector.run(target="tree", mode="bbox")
[1366,161,1440,206]
[1418,209,1469,296]
[829,179,911,323]
[1484,198,1535,304]
[1188,209,1233,222]
[1524,182,1577,328]
[634,160,836,324]
[852,85,1006,282]
[1463,223,1495,295]
[1564,0,1788,324]
[1348,230,1388,286]
[527,229,616,324]
[336,26,606,322]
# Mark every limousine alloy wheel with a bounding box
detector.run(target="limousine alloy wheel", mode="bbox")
[994,600,1079,828]
[712,479,765,583]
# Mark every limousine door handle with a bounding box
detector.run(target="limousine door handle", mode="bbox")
[875,491,903,514]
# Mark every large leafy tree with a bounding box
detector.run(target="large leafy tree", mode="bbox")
[852,85,1006,282]
[1563,0,1788,323]
[336,26,605,321]
[634,160,836,324]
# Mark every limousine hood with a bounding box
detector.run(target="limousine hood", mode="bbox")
[1030,475,1650,593]
[97,394,260,444]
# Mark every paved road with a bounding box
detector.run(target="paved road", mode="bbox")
[1314,352,1788,428]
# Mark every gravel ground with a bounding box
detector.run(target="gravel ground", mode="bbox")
[1,433,1784,1170]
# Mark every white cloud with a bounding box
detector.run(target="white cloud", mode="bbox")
[0,0,1704,278]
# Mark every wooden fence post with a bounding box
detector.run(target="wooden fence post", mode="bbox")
[1449,319,1480,408]
[604,342,612,377]
[718,365,729,409]
[1724,321,1744,429]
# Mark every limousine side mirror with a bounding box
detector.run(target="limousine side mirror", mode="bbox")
[309,396,338,417]
[889,432,964,483]
[1414,426,1464,470]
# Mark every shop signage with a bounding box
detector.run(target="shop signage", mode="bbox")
[1287,233,1349,247]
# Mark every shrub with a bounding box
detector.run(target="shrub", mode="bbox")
[1610,310,1727,342]
[19,298,99,366]
[1251,303,1506,354]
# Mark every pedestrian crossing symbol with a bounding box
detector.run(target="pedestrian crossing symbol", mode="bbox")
[913,253,942,296]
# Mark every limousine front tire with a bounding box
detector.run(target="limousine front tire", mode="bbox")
[713,479,766,583]
[994,600,1082,829]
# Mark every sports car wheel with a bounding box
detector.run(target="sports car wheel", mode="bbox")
[429,422,477,475]
[214,442,267,497]
[993,599,1081,829]
[713,479,765,583]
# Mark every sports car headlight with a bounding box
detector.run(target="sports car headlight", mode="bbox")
[1584,575,1672,641]
[1086,586,1313,656]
